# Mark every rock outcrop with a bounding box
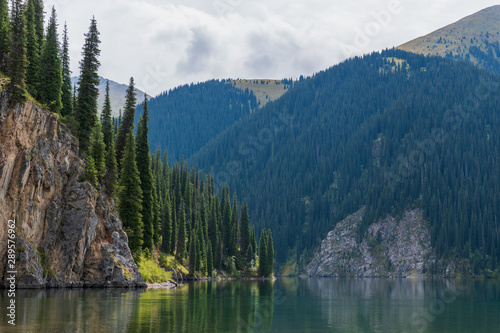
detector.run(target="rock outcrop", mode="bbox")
[306,208,434,277]
[0,93,145,288]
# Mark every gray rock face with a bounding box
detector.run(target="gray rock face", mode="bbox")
[306,208,434,277]
[0,93,145,288]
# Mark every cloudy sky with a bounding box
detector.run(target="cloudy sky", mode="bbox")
[45,0,499,96]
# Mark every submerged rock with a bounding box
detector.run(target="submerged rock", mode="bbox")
[0,93,145,288]
[306,208,434,277]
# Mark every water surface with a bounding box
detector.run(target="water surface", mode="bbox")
[1,278,500,332]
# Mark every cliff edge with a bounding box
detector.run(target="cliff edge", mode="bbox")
[0,93,145,288]
[306,208,434,277]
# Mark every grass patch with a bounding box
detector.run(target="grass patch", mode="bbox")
[137,254,174,283]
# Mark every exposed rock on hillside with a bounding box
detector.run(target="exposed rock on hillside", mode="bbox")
[0,93,145,288]
[306,208,434,277]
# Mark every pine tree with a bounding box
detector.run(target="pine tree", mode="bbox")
[118,130,143,254]
[37,7,62,113]
[0,0,9,71]
[101,80,113,150]
[152,179,161,247]
[75,17,100,155]
[115,77,136,170]
[239,199,250,260]
[60,22,72,116]
[207,240,213,277]
[103,126,118,196]
[267,230,274,276]
[7,0,27,102]
[176,199,186,259]
[91,121,106,181]
[189,233,197,276]
[25,0,39,97]
[33,0,43,45]
[136,94,154,253]
[161,193,172,253]
[83,154,97,186]
[258,230,268,277]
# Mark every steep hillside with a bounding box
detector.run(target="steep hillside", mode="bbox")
[398,5,500,73]
[71,77,150,117]
[0,92,144,288]
[135,79,258,160]
[190,50,500,275]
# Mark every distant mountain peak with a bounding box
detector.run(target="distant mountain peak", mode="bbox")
[398,5,500,73]
[71,76,151,117]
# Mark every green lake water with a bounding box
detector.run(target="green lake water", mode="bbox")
[1,278,500,332]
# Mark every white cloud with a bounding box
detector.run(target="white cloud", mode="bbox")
[45,0,500,96]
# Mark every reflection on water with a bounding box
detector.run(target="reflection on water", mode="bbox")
[1,278,499,332]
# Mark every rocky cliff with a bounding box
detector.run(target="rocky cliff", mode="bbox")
[0,93,145,288]
[306,208,434,277]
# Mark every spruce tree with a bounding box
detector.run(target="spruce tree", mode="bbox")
[239,199,250,259]
[267,230,274,276]
[38,7,62,113]
[103,126,118,196]
[152,180,161,247]
[115,77,136,170]
[161,193,172,253]
[75,17,100,155]
[101,80,113,150]
[258,230,268,277]
[136,94,154,253]
[118,130,143,254]
[60,22,72,116]
[91,121,106,181]
[33,0,43,45]
[189,233,197,276]
[0,0,10,72]
[83,154,97,186]
[7,0,27,102]
[25,0,39,96]
[207,240,213,277]
[176,199,186,259]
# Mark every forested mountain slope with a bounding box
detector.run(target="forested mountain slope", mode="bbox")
[398,5,500,74]
[135,80,258,160]
[190,49,500,275]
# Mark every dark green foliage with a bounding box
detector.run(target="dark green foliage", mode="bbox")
[60,22,72,116]
[7,0,27,102]
[176,199,186,259]
[101,80,113,151]
[83,154,97,186]
[188,233,197,275]
[118,130,143,254]
[239,199,250,259]
[207,240,213,277]
[33,0,43,45]
[37,7,62,113]
[135,80,258,159]
[191,50,500,273]
[0,0,9,72]
[267,230,274,275]
[103,126,118,196]
[75,17,100,155]
[25,0,39,97]
[115,77,136,170]
[136,94,154,252]
[161,194,172,253]
[91,121,106,181]
[258,230,268,277]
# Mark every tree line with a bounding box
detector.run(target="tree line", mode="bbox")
[0,0,274,278]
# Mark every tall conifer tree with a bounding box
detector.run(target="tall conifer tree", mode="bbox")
[61,22,72,116]
[258,230,268,277]
[25,0,39,96]
[103,126,118,196]
[91,121,106,181]
[7,0,27,102]
[176,199,186,259]
[101,80,113,150]
[0,0,10,71]
[38,7,62,113]
[115,77,136,170]
[136,94,154,252]
[118,130,143,254]
[75,17,100,155]
[239,199,250,259]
